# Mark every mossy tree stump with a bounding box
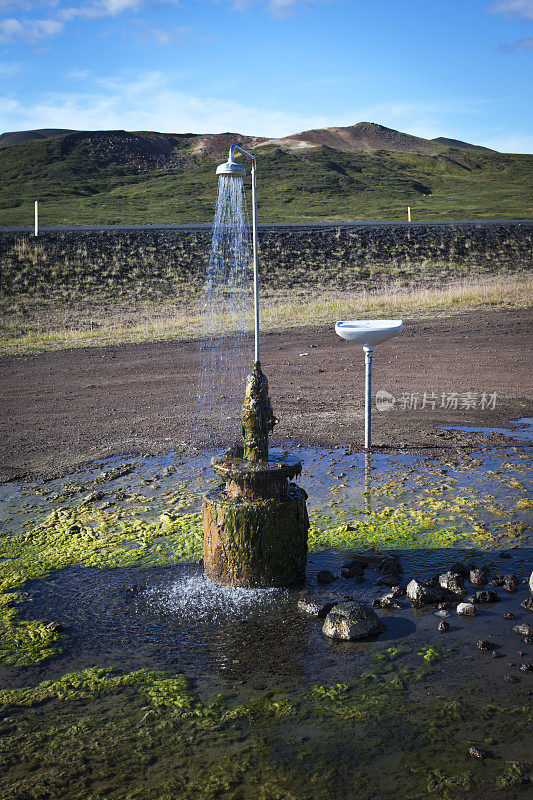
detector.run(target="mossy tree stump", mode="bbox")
[203,362,309,588]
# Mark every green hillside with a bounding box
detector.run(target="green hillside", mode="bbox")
[0,129,531,225]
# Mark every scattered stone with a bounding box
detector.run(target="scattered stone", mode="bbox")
[512,623,533,637]
[474,590,500,604]
[490,575,505,587]
[45,621,64,633]
[439,571,466,597]
[406,579,442,605]
[317,570,336,584]
[435,609,450,618]
[322,602,386,641]
[457,602,478,616]
[524,637,533,644]
[469,746,484,759]
[377,556,403,576]
[98,464,134,483]
[520,663,533,673]
[297,592,352,618]
[477,640,495,651]
[388,585,405,598]
[521,598,533,612]
[437,601,452,610]
[438,620,449,633]
[498,551,512,559]
[465,595,477,604]
[82,490,105,504]
[470,568,487,586]
[341,564,364,579]
[504,612,515,620]
[503,576,519,593]
[491,651,502,659]
[504,675,519,684]
[378,596,403,610]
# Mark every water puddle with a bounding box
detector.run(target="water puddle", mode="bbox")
[0,427,531,799]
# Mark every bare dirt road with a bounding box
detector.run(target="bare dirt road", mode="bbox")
[1,308,531,482]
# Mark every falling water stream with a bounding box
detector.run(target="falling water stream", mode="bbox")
[197,174,253,445]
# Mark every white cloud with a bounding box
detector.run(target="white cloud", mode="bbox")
[0,70,332,135]
[488,0,533,21]
[0,16,63,41]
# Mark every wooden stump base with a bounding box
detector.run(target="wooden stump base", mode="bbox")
[203,483,308,588]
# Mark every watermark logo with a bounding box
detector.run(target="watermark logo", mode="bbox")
[375,390,396,411]
[375,391,498,411]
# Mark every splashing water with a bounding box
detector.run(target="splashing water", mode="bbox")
[197,175,253,445]
[144,574,285,624]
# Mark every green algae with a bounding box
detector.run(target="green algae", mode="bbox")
[0,655,531,800]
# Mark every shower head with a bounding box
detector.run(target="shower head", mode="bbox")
[216,159,246,178]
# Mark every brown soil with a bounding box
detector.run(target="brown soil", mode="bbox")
[1,308,532,482]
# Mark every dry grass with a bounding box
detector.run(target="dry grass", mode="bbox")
[1,274,531,356]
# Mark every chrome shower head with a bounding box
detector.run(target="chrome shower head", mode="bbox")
[216,159,246,178]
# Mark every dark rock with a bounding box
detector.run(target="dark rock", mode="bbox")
[322,602,386,640]
[375,575,400,588]
[377,556,403,575]
[498,551,512,559]
[504,675,519,684]
[504,574,518,584]
[490,575,505,587]
[341,565,364,579]
[465,595,477,604]
[426,575,440,588]
[520,663,533,672]
[372,599,381,608]
[450,561,469,576]
[297,592,352,618]
[525,637,533,644]
[317,570,336,584]
[491,651,502,659]
[477,640,495,651]
[439,571,466,597]
[342,557,369,570]
[503,580,519,593]
[504,612,515,620]
[513,623,533,637]
[469,746,484,759]
[82,490,105,504]
[438,620,449,633]
[45,621,64,633]
[470,568,487,586]
[437,601,452,610]
[474,590,500,604]
[521,598,533,612]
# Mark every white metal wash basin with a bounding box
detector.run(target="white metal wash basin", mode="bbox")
[335,319,403,347]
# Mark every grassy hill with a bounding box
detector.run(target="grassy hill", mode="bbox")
[0,126,531,225]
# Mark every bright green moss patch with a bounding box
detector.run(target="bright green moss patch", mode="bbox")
[308,508,459,552]
[0,505,203,666]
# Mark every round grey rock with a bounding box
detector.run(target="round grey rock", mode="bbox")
[322,602,386,641]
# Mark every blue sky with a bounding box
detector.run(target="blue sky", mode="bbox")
[0,0,532,151]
